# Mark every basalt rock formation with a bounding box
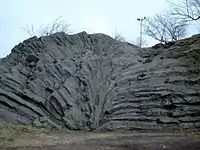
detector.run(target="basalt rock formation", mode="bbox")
[0,31,200,131]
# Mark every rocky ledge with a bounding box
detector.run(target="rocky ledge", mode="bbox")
[0,31,200,131]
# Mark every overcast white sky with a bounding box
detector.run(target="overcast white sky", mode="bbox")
[0,0,192,58]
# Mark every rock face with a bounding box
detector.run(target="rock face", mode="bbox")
[0,31,200,131]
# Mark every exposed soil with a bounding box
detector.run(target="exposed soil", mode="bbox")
[3,132,200,150]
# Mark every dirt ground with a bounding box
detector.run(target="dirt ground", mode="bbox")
[1,122,200,150]
[2,132,200,150]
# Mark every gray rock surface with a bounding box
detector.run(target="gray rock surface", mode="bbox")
[0,31,200,131]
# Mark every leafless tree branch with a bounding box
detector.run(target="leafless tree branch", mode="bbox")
[144,14,188,43]
[22,16,71,37]
[168,0,200,22]
[113,31,126,42]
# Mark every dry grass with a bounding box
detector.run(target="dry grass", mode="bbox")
[0,121,40,148]
[0,121,124,149]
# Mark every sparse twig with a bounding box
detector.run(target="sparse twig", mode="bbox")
[22,16,71,37]
[144,14,188,43]
[168,0,200,22]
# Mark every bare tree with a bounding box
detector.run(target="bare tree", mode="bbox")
[22,25,36,37]
[131,37,148,47]
[144,14,188,43]
[22,16,71,37]
[113,31,126,42]
[168,0,200,22]
[112,30,148,47]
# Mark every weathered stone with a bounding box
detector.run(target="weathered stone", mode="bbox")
[0,32,200,131]
[26,54,39,63]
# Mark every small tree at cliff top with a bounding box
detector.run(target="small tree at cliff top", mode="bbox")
[22,16,71,37]
[113,31,126,42]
